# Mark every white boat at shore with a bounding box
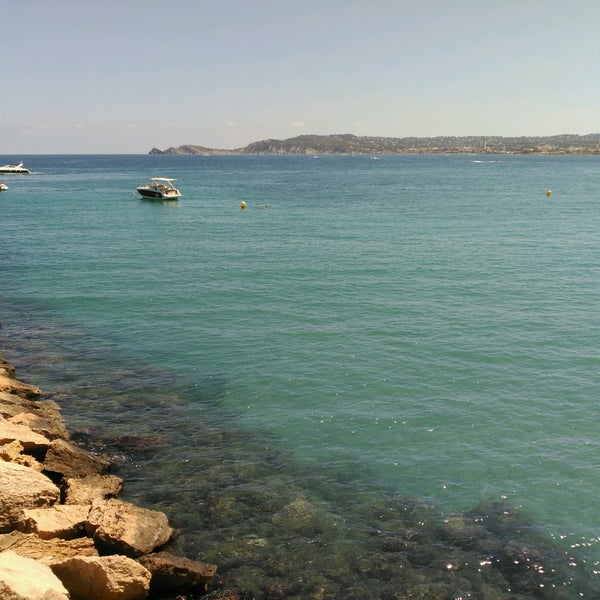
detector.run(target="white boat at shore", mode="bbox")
[0,182,7,191]
[136,177,181,200]
[0,162,31,174]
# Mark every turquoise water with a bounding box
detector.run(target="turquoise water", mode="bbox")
[2,153,600,597]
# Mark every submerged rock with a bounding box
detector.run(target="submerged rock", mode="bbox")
[439,512,488,549]
[138,551,217,596]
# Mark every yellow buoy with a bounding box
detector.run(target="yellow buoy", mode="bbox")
[546,190,552,197]
[240,201,246,210]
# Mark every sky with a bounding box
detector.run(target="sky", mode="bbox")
[4,0,600,154]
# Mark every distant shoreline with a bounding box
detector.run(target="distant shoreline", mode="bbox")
[149,132,600,156]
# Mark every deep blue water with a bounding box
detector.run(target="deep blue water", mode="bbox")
[2,153,600,597]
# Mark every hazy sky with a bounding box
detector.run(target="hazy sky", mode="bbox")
[5,0,600,153]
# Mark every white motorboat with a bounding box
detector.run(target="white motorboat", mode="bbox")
[0,162,31,174]
[0,182,7,191]
[136,178,181,200]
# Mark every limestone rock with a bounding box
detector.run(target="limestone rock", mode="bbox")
[0,416,51,453]
[0,549,69,600]
[0,440,43,470]
[0,462,60,533]
[0,393,65,436]
[0,439,24,460]
[64,473,123,505]
[138,551,217,595]
[44,437,110,478]
[87,498,173,557]
[52,554,151,600]
[9,410,68,440]
[0,531,98,565]
[0,359,16,378]
[0,374,42,399]
[20,504,90,540]
[0,531,23,552]
[0,390,41,419]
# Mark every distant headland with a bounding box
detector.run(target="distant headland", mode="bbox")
[149,133,600,156]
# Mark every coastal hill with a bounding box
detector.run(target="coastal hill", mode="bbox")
[149,133,600,155]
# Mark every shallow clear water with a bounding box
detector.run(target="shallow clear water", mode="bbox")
[2,153,600,596]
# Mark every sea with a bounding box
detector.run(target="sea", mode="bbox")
[2,153,600,599]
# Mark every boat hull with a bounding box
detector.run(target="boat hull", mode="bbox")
[0,168,31,174]
[137,187,181,200]
[0,162,31,174]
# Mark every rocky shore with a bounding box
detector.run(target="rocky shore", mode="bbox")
[0,351,222,600]
[4,344,600,599]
